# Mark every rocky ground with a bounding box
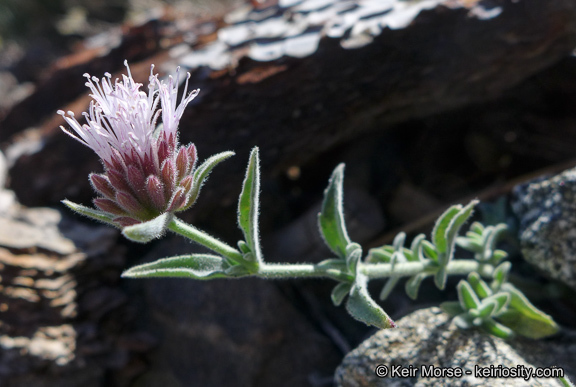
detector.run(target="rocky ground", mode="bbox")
[1,0,576,386]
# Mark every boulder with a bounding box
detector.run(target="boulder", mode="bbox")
[512,167,576,292]
[335,307,576,386]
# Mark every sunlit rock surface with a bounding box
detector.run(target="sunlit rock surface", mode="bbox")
[336,307,576,387]
[512,167,576,292]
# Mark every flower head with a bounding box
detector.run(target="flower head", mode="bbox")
[58,61,200,226]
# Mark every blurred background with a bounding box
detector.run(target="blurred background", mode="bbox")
[1,0,576,386]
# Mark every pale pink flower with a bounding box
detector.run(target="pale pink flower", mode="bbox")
[58,61,200,226]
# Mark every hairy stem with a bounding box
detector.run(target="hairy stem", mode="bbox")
[258,260,494,281]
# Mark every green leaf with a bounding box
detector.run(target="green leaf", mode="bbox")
[421,240,438,262]
[467,272,492,299]
[481,318,514,339]
[237,147,263,264]
[393,232,406,252]
[316,258,348,271]
[453,313,474,329]
[442,200,478,266]
[470,221,484,235]
[432,206,461,254]
[410,234,426,261]
[456,236,482,253]
[367,246,394,263]
[331,282,352,306]
[491,262,511,292]
[440,301,465,316]
[379,276,400,300]
[318,164,351,258]
[366,246,394,263]
[482,292,510,315]
[497,283,559,339]
[346,274,396,329]
[121,254,228,279]
[237,240,251,254]
[482,224,507,261]
[122,213,172,243]
[476,300,498,318]
[62,199,117,226]
[434,266,448,290]
[405,273,427,300]
[345,243,362,276]
[491,250,508,264]
[457,280,480,310]
[188,151,235,208]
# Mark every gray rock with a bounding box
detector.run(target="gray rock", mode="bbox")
[335,307,575,387]
[0,193,149,386]
[511,168,576,292]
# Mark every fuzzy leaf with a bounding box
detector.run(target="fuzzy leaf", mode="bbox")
[122,254,228,279]
[346,274,396,329]
[481,318,514,339]
[345,243,362,276]
[122,213,171,243]
[498,283,559,339]
[318,164,351,258]
[188,151,235,207]
[470,221,484,235]
[491,262,511,292]
[434,266,448,290]
[421,240,438,262]
[432,206,462,253]
[482,292,510,315]
[467,272,492,299]
[491,250,508,264]
[404,273,426,300]
[453,313,474,329]
[237,147,263,264]
[409,234,426,261]
[456,236,483,253]
[316,259,348,271]
[379,276,400,301]
[441,301,465,316]
[457,280,480,310]
[237,240,251,254]
[367,246,394,263]
[366,247,394,263]
[476,300,498,318]
[331,282,352,306]
[62,199,117,226]
[483,224,507,262]
[441,200,478,266]
[393,232,406,251]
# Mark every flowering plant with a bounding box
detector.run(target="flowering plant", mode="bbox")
[60,62,562,345]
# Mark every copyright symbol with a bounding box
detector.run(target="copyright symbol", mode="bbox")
[375,365,388,378]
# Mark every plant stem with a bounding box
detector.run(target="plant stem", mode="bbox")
[258,260,493,281]
[168,217,243,263]
[363,260,494,278]
[165,218,494,282]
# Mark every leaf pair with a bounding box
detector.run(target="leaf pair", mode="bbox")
[456,222,508,264]
[318,164,395,330]
[430,200,477,289]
